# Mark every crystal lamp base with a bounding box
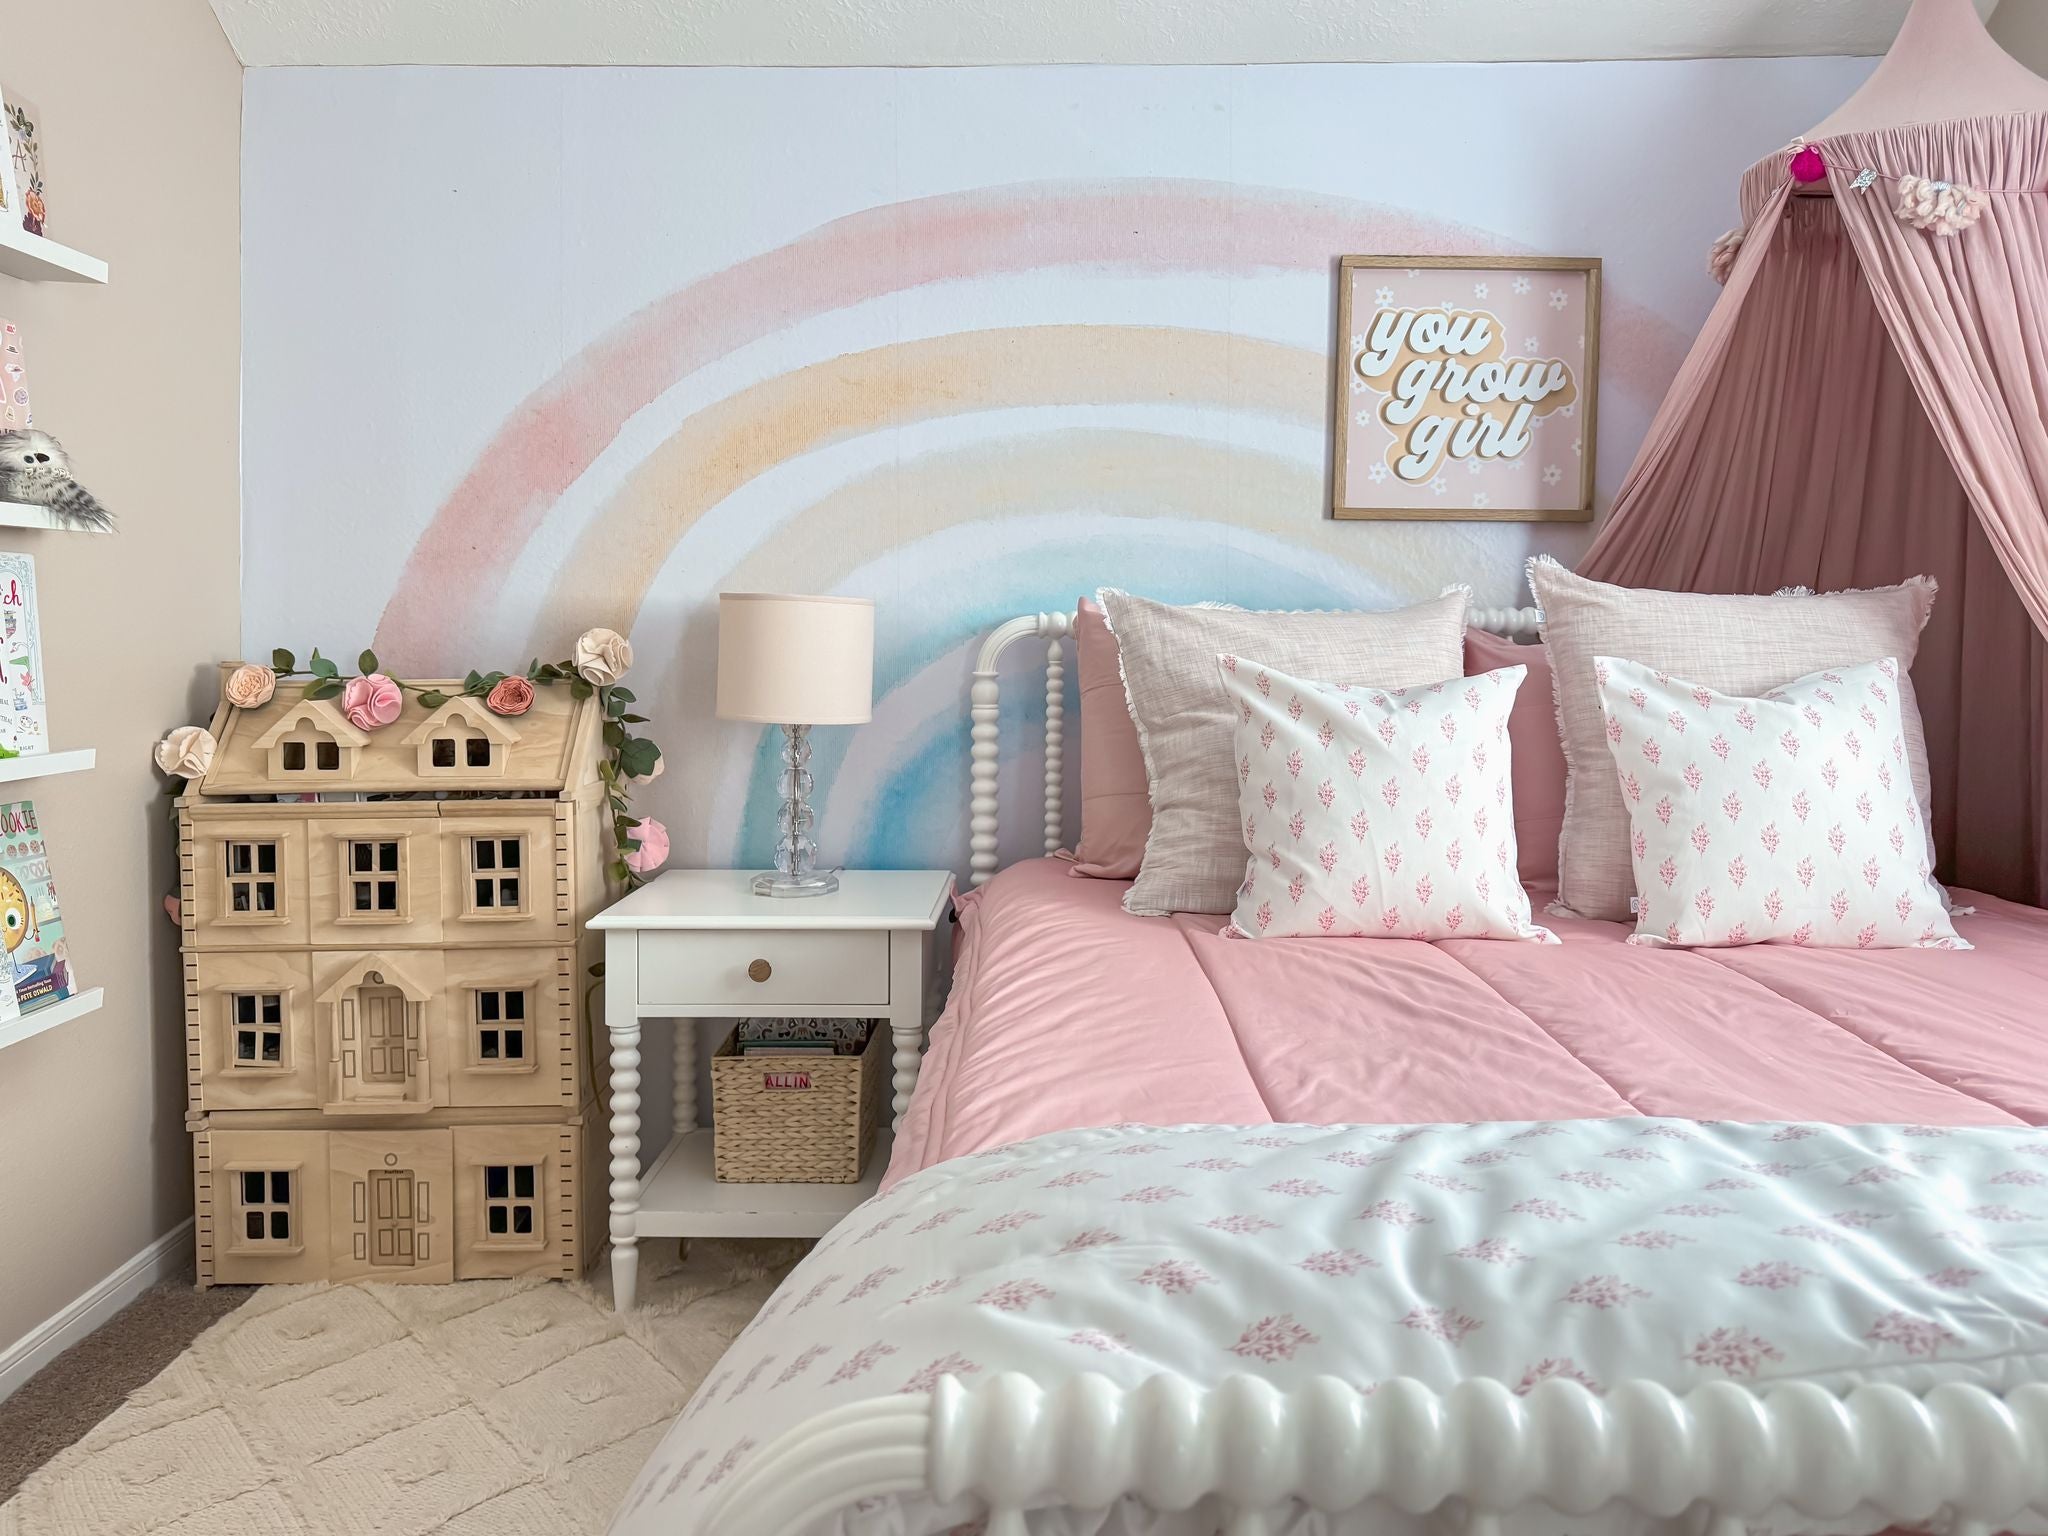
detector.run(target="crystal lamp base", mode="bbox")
[752,869,840,898]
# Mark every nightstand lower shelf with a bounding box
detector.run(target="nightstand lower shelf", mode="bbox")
[634,1128,891,1239]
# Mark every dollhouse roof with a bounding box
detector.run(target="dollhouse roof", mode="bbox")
[194,670,607,797]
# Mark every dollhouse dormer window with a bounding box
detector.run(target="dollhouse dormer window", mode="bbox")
[404,700,519,778]
[252,700,366,783]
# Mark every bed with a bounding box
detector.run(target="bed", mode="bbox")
[613,608,2048,1536]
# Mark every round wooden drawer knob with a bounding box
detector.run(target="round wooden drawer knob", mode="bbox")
[747,958,772,983]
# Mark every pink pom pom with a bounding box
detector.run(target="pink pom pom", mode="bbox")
[1789,144,1827,184]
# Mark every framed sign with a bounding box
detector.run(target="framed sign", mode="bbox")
[1332,255,1600,522]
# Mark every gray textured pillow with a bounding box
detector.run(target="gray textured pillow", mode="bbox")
[1098,589,1469,916]
[1528,557,1941,922]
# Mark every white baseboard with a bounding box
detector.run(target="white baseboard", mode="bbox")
[0,1218,195,1402]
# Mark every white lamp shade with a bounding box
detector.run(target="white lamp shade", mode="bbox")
[716,593,875,725]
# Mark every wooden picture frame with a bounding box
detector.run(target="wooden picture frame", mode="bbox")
[1331,255,1600,522]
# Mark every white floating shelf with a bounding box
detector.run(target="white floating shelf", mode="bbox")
[0,502,109,533]
[0,225,107,285]
[0,987,106,1053]
[0,748,93,783]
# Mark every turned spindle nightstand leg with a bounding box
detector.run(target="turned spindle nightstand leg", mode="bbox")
[606,933,643,1312]
[888,928,927,1126]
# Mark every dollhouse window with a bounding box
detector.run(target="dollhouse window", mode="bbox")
[345,839,404,917]
[231,992,287,1068]
[237,1169,297,1247]
[466,837,524,914]
[279,737,342,773]
[481,1163,541,1242]
[224,841,280,918]
[474,988,529,1065]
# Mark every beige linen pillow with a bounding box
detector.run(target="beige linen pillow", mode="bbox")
[1528,557,1941,922]
[1098,588,1468,915]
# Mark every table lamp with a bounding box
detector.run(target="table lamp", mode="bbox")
[715,592,875,897]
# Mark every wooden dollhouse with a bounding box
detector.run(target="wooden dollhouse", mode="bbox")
[178,671,614,1285]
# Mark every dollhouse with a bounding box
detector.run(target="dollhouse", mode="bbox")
[178,670,614,1285]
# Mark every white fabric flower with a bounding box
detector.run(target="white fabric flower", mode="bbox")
[574,627,634,685]
[156,725,217,779]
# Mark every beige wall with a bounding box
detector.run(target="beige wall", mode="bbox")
[0,0,240,1348]
[1991,0,2048,69]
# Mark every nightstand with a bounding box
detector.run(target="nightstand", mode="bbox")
[587,869,954,1311]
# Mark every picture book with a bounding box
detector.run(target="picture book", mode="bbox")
[0,319,29,429]
[0,799,73,1014]
[0,553,46,756]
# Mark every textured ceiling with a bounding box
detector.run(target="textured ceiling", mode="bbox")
[207,0,2003,68]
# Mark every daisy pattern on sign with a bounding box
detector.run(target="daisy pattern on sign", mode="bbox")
[1375,286,1395,306]
[1541,464,1562,486]
[1549,287,1569,310]
[1367,462,1388,483]
[1524,335,1540,352]
[1472,281,1489,299]
[1472,494,1490,508]
[1430,475,1449,497]
[1512,275,1532,294]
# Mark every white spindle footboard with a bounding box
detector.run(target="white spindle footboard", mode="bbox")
[697,1372,2048,1536]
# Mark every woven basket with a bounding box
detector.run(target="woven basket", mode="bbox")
[710,1023,887,1184]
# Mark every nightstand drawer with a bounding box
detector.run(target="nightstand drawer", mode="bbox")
[636,929,890,1008]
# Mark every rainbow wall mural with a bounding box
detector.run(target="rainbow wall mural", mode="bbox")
[242,60,1872,878]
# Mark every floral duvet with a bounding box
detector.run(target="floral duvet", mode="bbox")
[612,1118,2048,1536]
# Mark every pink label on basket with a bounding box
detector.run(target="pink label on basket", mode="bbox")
[762,1071,813,1091]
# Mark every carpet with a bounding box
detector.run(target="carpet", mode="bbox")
[0,1239,806,1536]
[0,1281,254,1506]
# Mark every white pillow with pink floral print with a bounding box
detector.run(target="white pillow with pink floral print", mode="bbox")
[1218,654,1556,942]
[1596,655,1966,950]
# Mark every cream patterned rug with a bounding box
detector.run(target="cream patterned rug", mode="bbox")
[0,1240,805,1536]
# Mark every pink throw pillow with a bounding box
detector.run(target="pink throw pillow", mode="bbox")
[1070,596,1151,878]
[1466,627,1565,886]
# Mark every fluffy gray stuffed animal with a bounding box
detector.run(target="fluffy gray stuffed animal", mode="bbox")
[0,430,113,530]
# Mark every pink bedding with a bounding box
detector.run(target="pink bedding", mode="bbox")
[887,858,2048,1185]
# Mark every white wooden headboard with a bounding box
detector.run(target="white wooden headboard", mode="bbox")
[968,603,1543,888]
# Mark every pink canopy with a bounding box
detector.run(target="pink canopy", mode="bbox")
[1579,0,2048,905]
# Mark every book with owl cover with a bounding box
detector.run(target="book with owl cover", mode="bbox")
[0,553,46,757]
[0,799,70,1014]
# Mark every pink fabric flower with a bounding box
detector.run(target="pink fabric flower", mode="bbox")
[341,672,404,731]
[486,676,534,716]
[624,816,669,874]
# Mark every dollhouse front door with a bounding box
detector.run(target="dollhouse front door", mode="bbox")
[369,1169,416,1267]
[359,985,408,1084]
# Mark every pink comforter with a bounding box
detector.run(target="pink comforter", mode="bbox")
[888,859,2048,1185]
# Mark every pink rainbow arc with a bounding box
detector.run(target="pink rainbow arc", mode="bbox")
[375,177,1691,665]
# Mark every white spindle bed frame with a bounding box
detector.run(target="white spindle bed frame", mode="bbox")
[693,606,2048,1536]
